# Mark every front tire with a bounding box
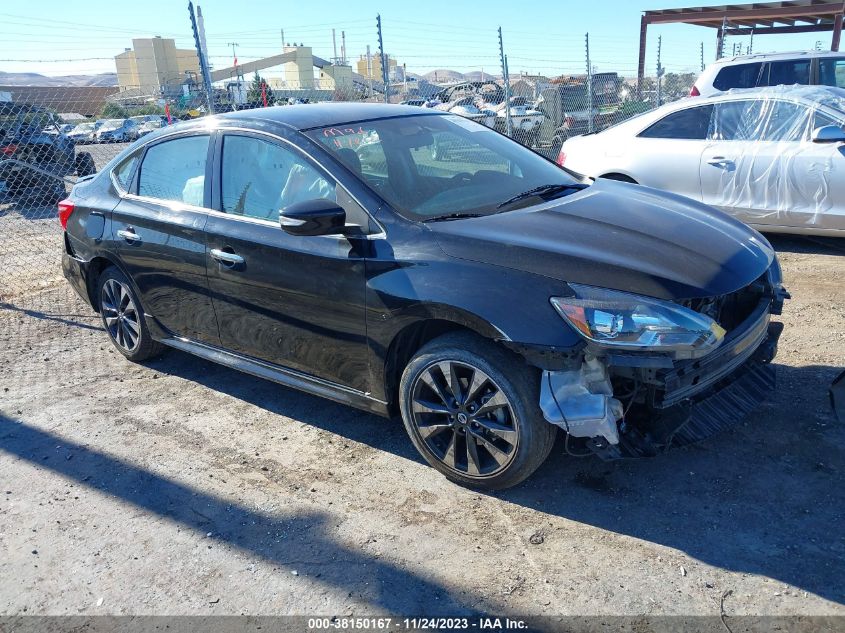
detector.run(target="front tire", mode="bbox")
[97,267,164,361]
[399,332,556,490]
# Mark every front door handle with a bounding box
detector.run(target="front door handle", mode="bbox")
[210,248,244,266]
[117,228,141,243]
[707,156,734,167]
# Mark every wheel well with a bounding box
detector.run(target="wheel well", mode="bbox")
[84,256,118,311]
[383,320,475,416]
[600,172,638,184]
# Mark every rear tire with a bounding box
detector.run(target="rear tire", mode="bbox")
[399,332,556,490]
[75,152,96,177]
[96,266,164,362]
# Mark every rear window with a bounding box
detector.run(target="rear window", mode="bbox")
[639,105,714,140]
[713,63,763,91]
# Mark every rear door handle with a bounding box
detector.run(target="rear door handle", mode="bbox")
[210,248,244,266]
[707,156,734,167]
[117,228,141,243]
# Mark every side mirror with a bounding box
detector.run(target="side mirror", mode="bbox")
[279,198,347,236]
[811,125,845,143]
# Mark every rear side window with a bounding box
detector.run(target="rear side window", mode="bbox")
[763,60,811,87]
[713,63,762,91]
[111,152,140,193]
[819,58,845,88]
[639,105,714,140]
[138,135,209,206]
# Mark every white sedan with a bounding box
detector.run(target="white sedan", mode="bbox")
[559,85,845,236]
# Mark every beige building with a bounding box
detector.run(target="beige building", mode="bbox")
[356,53,397,82]
[115,37,200,95]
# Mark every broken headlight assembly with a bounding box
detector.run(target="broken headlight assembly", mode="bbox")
[550,284,726,356]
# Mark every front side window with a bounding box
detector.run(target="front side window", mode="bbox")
[713,63,762,91]
[763,60,811,87]
[138,135,209,206]
[306,114,582,221]
[639,105,714,140]
[819,58,845,88]
[220,135,335,222]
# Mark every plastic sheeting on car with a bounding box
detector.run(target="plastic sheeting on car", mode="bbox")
[703,85,845,227]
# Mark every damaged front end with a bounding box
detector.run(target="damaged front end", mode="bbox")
[538,265,788,459]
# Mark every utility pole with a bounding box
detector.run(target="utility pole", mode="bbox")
[498,26,512,137]
[366,45,373,98]
[585,33,593,133]
[656,35,664,107]
[377,14,389,103]
[749,30,754,54]
[189,1,214,114]
[700,42,705,72]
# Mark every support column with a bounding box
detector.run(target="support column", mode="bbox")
[832,12,843,51]
[637,16,648,99]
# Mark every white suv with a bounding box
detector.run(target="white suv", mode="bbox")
[692,50,845,97]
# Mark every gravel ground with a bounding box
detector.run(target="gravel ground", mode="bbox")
[0,233,843,619]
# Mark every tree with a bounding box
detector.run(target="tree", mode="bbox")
[247,71,274,106]
[100,102,129,118]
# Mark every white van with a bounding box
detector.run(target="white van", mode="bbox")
[692,50,845,97]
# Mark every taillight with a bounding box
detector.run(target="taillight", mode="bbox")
[689,85,701,97]
[563,116,575,128]
[58,199,75,229]
[1,144,17,156]
[557,150,567,166]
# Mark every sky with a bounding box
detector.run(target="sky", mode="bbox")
[0,0,836,80]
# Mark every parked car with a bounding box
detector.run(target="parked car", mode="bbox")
[399,99,427,107]
[137,120,163,137]
[0,102,95,203]
[60,103,787,489]
[492,96,544,145]
[94,118,139,143]
[67,122,98,144]
[535,73,623,153]
[692,50,845,97]
[559,85,845,236]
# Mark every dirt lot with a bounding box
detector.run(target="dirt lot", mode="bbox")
[0,233,843,620]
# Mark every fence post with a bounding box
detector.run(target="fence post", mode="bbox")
[377,14,389,103]
[188,1,214,114]
[586,33,593,134]
[656,35,664,107]
[498,27,512,137]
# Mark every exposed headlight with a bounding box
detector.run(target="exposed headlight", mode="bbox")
[551,283,726,354]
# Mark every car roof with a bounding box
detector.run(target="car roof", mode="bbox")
[713,50,845,65]
[216,102,441,131]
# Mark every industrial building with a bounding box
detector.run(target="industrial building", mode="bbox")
[114,36,201,96]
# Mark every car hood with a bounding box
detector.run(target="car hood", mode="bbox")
[427,179,774,300]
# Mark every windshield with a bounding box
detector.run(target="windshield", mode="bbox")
[305,114,581,221]
[74,123,95,133]
[100,119,123,131]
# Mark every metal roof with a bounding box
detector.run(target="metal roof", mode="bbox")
[643,1,845,31]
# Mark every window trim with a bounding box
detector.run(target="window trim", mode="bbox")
[210,127,385,238]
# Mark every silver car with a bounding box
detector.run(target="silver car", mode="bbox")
[560,85,845,236]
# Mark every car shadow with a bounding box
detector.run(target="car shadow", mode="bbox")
[148,351,844,606]
[0,411,483,615]
[765,233,845,256]
[0,300,102,332]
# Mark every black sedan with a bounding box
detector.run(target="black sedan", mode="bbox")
[60,103,788,489]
